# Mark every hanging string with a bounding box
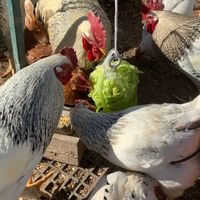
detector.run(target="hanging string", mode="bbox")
[103,0,121,72]
[114,0,118,53]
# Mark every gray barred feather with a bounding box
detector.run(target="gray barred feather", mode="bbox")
[70,104,124,156]
[153,10,200,63]
[0,54,66,152]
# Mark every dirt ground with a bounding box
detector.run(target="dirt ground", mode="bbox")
[1,0,200,199]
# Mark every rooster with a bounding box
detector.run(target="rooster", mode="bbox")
[35,0,111,70]
[0,47,76,200]
[70,96,200,199]
[88,171,166,200]
[136,1,200,89]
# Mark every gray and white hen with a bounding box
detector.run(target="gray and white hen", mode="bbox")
[0,48,76,200]
[70,96,200,199]
[137,1,200,89]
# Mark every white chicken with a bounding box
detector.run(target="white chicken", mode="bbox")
[163,0,195,16]
[35,0,111,70]
[70,95,200,199]
[143,0,195,16]
[0,47,76,200]
[88,171,166,200]
[137,1,200,89]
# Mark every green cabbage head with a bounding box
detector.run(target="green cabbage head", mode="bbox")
[88,60,139,112]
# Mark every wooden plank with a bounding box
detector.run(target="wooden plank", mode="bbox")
[6,0,26,71]
[44,133,86,166]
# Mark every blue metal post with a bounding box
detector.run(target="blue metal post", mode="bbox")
[6,0,26,71]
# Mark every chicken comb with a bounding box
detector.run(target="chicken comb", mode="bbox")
[87,11,106,48]
[142,0,164,13]
[141,0,164,21]
[59,47,78,68]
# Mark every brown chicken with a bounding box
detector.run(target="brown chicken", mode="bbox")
[24,0,52,64]
[58,48,91,105]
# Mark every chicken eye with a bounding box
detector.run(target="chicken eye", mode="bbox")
[55,66,63,73]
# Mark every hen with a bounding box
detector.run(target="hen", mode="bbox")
[162,0,195,16]
[0,48,76,200]
[0,0,49,77]
[137,1,200,89]
[35,0,111,70]
[88,171,165,200]
[70,96,200,199]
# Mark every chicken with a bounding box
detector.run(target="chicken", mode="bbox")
[142,0,195,16]
[26,44,52,64]
[63,68,91,105]
[162,0,195,16]
[0,48,76,200]
[24,0,49,46]
[24,0,52,65]
[194,0,200,10]
[194,0,200,16]
[70,95,200,199]
[35,0,111,70]
[0,0,49,78]
[88,171,166,200]
[0,0,15,78]
[136,1,200,89]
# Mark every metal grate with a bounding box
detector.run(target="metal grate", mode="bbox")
[33,151,113,199]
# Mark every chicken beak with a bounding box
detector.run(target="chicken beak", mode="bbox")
[99,48,107,56]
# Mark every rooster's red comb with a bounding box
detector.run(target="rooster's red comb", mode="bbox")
[87,11,106,48]
[143,0,164,12]
[59,47,78,68]
[141,0,164,22]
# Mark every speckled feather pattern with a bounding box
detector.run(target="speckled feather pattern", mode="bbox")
[152,10,200,63]
[0,54,66,152]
